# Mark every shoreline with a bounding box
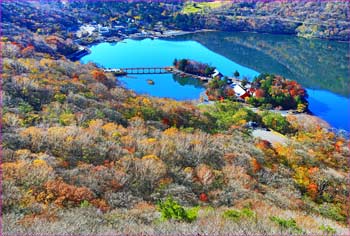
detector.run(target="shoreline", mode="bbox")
[74,29,217,48]
[157,29,217,38]
[75,33,349,135]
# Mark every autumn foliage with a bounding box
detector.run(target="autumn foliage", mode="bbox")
[1,12,349,234]
[91,69,115,88]
[199,193,209,202]
[45,179,94,206]
[247,73,308,110]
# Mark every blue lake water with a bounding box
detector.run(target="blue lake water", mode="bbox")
[81,32,350,131]
[81,39,259,100]
[306,89,350,132]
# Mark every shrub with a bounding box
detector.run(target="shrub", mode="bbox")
[195,164,214,186]
[91,70,115,88]
[139,155,167,187]
[54,93,66,103]
[262,111,294,134]
[83,91,96,99]
[62,164,127,195]
[223,207,256,221]
[18,101,33,114]
[80,200,90,208]
[206,101,260,130]
[59,112,75,126]
[104,191,142,209]
[2,159,53,189]
[240,207,256,218]
[223,209,241,221]
[67,93,90,109]
[118,155,167,196]
[319,224,336,234]
[318,203,346,222]
[269,216,302,234]
[2,180,25,212]
[157,197,199,223]
[45,179,95,207]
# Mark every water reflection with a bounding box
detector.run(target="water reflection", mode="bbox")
[173,32,350,97]
[81,35,350,131]
[172,75,204,88]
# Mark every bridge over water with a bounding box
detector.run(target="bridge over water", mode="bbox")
[103,66,211,82]
[104,67,173,75]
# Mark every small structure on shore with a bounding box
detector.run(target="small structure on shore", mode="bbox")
[211,69,223,79]
[230,83,250,99]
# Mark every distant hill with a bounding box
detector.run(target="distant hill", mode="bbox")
[179,0,350,41]
[2,0,349,41]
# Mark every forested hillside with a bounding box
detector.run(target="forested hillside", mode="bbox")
[2,0,349,41]
[184,0,350,41]
[1,0,350,235]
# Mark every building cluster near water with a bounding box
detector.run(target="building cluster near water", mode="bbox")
[70,20,191,61]
[75,19,173,44]
[209,69,252,100]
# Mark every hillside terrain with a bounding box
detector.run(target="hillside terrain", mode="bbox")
[2,0,349,42]
[1,0,350,235]
[188,0,350,41]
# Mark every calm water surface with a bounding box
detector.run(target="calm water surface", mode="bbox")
[81,32,350,131]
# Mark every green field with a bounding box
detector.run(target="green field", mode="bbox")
[182,1,229,14]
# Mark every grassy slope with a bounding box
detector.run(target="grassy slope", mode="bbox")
[182,1,230,14]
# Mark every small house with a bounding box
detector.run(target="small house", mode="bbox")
[247,88,256,96]
[211,69,223,79]
[231,83,250,99]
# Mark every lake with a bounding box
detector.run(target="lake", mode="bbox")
[81,32,350,132]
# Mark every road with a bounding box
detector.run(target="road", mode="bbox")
[252,128,288,146]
